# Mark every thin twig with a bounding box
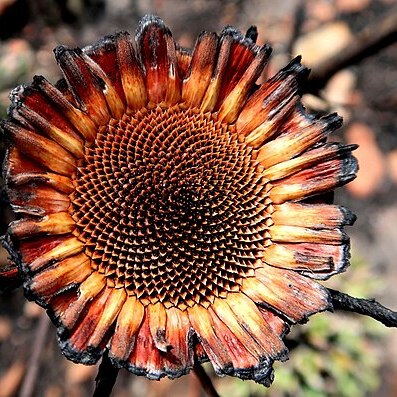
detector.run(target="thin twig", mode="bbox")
[286,2,306,56]
[193,363,220,397]
[328,288,397,327]
[93,351,119,397]
[19,312,51,397]
[306,5,397,93]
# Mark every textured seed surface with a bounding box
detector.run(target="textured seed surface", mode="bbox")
[70,105,271,309]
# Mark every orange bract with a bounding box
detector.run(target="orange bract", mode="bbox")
[1,15,357,385]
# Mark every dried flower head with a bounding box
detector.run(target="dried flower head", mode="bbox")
[1,15,357,385]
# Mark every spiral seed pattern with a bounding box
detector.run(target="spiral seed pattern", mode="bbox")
[70,105,272,309]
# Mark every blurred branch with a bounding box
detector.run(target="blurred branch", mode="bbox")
[286,2,306,56]
[19,313,51,397]
[306,6,397,93]
[328,288,397,327]
[93,351,119,397]
[193,363,221,397]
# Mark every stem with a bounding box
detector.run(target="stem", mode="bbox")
[286,2,306,56]
[193,363,220,397]
[328,288,397,327]
[19,313,51,397]
[92,351,119,397]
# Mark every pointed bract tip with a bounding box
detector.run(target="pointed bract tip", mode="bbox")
[59,337,103,365]
[253,361,275,387]
[83,33,118,56]
[280,56,310,82]
[32,75,46,86]
[321,112,343,130]
[114,30,131,40]
[245,26,258,43]
[342,143,359,152]
[8,84,28,108]
[340,206,357,226]
[135,14,171,42]
[220,25,265,55]
[340,156,359,184]
[220,25,244,40]
[54,45,84,63]
[259,43,273,57]
[53,44,68,59]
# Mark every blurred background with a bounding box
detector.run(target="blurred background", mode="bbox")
[0,0,396,396]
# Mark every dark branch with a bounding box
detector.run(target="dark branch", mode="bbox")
[93,351,119,397]
[286,2,306,57]
[306,5,397,93]
[193,362,221,397]
[20,313,51,397]
[328,288,397,327]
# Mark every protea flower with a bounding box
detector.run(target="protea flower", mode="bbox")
[1,15,357,386]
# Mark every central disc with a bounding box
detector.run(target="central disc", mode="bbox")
[70,105,271,309]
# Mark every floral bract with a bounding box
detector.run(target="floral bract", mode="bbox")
[1,15,357,386]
